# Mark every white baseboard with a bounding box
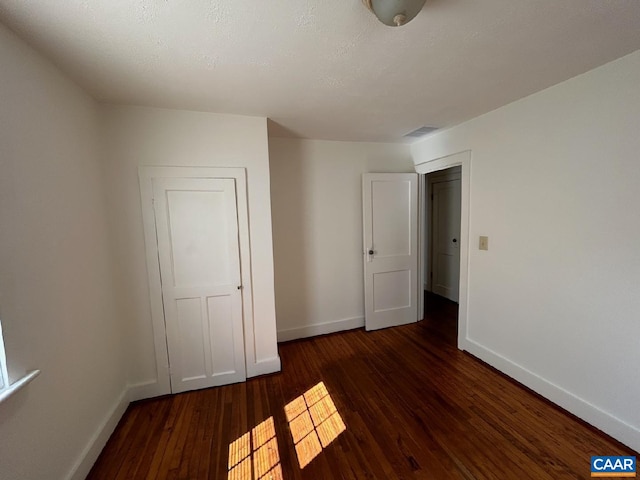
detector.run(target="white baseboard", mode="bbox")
[277,316,364,343]
[128,379,169,402]
[247,356,282,378]
[66,388,130,480]
[127,359,284,397]
[463,338,640,453]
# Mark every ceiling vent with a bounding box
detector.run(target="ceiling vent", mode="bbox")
[404,126,438,138]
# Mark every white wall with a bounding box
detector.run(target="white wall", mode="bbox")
[411,50,640,451]
[101,106,280,397]
[0,23,127,480]
[269,138,414,341]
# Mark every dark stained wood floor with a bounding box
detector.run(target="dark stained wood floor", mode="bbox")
[87,293,637,479]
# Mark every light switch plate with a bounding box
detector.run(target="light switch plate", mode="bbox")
[479,236,489,251]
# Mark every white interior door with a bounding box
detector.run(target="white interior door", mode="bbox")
[432,179,461,302]
[363,173,418,331]
[152,177,246,393]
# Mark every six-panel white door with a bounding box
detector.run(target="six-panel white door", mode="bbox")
[432,179,461,302]
[152,177,246,393]
[363,173,418,331]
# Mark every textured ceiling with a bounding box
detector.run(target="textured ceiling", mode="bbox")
[1,0,640,142]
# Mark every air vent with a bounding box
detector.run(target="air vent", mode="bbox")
[404,126,438,138]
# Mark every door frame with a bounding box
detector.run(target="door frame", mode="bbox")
[139,166,254,396]
[415,151,471,351]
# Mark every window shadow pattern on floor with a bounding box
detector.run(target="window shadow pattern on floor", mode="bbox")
[284,381,346,469]
[228,416,283,480]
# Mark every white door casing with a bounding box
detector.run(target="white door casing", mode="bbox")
[414,150,471,351]
[432,178,461,302]
[363,173,419,331]
[139,167,255,398]
[152,177,246,393]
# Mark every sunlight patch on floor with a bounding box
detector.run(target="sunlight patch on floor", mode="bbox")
[285,381,346,469]
[228,417,283,480]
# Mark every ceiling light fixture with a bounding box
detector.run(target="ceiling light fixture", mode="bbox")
[362,0,427,27]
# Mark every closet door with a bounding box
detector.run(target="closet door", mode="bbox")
[152,177,246,393]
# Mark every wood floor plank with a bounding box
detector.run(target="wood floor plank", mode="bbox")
[87,294,637,479]
[127,399,173,479]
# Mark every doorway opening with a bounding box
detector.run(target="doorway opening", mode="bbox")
[421,166,461,345]
[415,150,470,351]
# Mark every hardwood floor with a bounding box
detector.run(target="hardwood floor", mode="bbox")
[88,295,636,479]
